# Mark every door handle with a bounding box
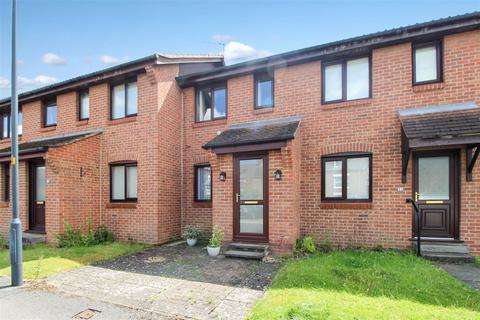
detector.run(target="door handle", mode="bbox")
[414,192,419,202]
[236,193,240,203]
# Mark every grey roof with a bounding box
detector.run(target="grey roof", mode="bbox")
[0,53,223,107]
[0,130,102,157]
[203,117,301,149]
[177,12,480,87]
[399,103,480,140]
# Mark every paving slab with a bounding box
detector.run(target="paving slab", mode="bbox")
[437,262,480,291]
[44,243,280,319]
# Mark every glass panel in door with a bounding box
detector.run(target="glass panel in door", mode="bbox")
[418,156,449,200]
[239,158,264,235]
[36,166,46,202]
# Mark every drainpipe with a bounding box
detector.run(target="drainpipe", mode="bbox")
[180,88,185,234]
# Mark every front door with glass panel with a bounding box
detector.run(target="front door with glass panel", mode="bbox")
[413,151,459,239]
[233,153,268,242]
[29,160,46,232]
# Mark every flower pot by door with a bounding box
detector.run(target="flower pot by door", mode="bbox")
[186,238,197,246]
[207,246,220,256]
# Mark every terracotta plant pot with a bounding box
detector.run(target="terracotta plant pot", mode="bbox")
[207,246,220,257]
[186,238,197,246]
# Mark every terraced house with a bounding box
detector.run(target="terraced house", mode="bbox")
[0,13,479,258]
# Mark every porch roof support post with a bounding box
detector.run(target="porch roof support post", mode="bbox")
[401,128,410,184]
[466,144,480,182]
[9,0,23,287]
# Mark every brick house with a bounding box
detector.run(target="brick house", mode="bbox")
[0,13,479,256]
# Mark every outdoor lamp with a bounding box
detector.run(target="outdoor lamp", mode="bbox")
[274,169,282,180]
[219,171,227,181]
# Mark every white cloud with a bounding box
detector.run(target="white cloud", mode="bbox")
[100,55,130,65]
[212,34,234,43]
[0,77,10,89]
[42,53,66,65]
[224,41,270,63]
[18,75,57,87]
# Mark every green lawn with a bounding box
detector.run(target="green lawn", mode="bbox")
[0,242,148,280]
[249,250,480,320]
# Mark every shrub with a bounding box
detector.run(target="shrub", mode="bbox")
[295,236,317,255]
[56,221,114,248]
[208,226,224,248]
[182,225,201,240]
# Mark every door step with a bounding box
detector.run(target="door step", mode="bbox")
[415,241,475,263]
[225,242,269,260]
[22,232,46,246]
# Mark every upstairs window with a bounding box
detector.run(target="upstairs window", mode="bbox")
[1,110,22,138]
[196,84,226,122]
[110,162,137,202]
[413,41,442,85]
[255,73,274,109]
[78,89,90,120]
[111,80,137,120]
[194,164,212,202]
[43,97,57,127]
[322,153,372,202]
[322,57,370,104]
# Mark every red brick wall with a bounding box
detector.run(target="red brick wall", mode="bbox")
[182,30,480,254]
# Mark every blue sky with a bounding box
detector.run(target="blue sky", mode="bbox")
[0,0,478,99]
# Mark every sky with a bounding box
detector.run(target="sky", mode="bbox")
[0,0,478,99]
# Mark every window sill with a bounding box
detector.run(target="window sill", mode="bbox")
[106,202,137,209]
[0,202,9,208]
[192,118,227,128]
[108,116,137,126]
[40,126,56,133]
[412,82,444,93]
[193,201,212,208]
[76,120,89,126]
[320,202,372,210]
[321,98,372,110]
[253,107,274,115]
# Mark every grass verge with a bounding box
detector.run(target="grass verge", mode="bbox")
[249,250,480,319]
[0,242,148,280]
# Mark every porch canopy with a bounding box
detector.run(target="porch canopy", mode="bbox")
[203,116,301,154]
[0,130,102,162]
[399,102,480,182]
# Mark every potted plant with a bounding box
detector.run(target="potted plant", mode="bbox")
[183,225,201,246]
[207,226,224,257]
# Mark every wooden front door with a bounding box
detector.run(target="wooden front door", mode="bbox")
[233,153,268,242]
[29,160,46,232]
[413,150,459,239]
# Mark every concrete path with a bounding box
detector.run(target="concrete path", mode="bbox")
[46,265,264,319]
[0,276,159,320]
[438,263,480,291]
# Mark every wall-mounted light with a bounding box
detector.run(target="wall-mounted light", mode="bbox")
[274,169,282,180]
[219,171,227,181]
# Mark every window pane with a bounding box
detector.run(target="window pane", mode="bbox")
[257,79,273,108]
[80,92,89,119]
[112,166,125,200]
[213,87,226,118]
[18,112,22,135]
[415,46,438,82]
[347,157,370,199]
[324,64,342,102]
[112,85,125,119]
[240,205,263,233]
[418,156,449,200]
[197,88,211,121]
[240,159,263,200]
[325,160,343,198]
[126,82,138,116]
[347,57,369,100]
[35,166,46,202]
[197,166,211,200]
[3,114,9,138]
[126,166,137,199]
[46,104,57,126]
